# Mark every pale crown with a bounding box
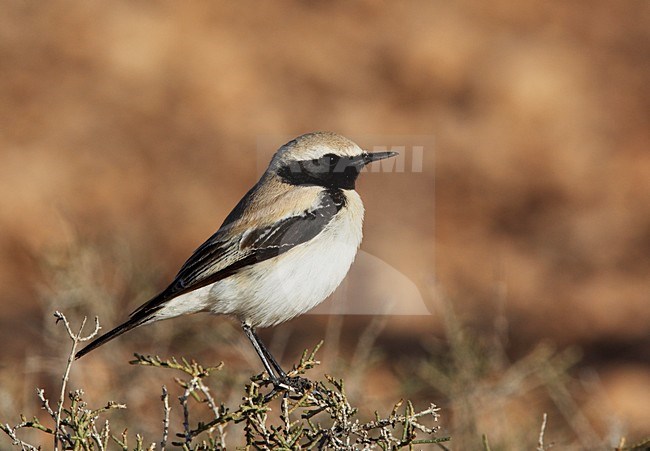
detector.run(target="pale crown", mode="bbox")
[269,131,364,171]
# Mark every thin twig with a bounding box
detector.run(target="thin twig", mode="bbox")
[179,377,199,446]
[537,412,548,451]
[53,312,100,451]
[89,421,106,451]
[55,315,87,450]
[482,433,492,451]
[1,423,41,451]
[36,388,55,417]
[160,386,170,451]
[196,379,226,447]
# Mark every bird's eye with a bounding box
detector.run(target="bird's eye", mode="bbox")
[323,153,339,167]
[307,153,340,173]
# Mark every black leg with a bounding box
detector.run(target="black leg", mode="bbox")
[242,323,285,380]
[242,323,313,394]
[249,327,287,378]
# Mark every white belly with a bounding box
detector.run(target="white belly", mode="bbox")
[157,192,364,328]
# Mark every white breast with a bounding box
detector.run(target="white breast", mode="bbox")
[174,190,366,328]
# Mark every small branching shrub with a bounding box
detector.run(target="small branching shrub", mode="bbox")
[1,313,449,450]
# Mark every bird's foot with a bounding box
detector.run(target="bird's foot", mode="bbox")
[263,375,314,401]
[279,375,313,392]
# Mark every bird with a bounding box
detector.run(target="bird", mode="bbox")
[75,131,397,387]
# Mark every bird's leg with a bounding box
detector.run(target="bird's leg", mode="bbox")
[242,323,282,381]
[248,327,287,379]
[241,323,312,393]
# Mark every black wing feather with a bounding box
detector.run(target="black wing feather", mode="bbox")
[132,189,345,319]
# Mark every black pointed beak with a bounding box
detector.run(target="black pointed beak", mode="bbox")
[360,151,399,166]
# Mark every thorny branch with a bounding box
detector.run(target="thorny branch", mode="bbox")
[54,311,101,451]
[2,313,447,450]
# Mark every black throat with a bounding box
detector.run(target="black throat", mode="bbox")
[277,153,362,190]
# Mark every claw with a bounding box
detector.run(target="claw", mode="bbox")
[262,375,316,402]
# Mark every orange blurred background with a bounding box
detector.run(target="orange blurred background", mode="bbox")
[0,1,648,448]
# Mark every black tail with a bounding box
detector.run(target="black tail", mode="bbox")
[74,315,150,360]
[75,288,172,360]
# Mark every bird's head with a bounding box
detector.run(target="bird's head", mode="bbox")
[269,132,397,190]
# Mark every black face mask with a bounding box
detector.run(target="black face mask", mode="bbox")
[278,152,396,190]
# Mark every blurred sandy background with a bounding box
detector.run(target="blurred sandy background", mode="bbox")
[0,1,648,448]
